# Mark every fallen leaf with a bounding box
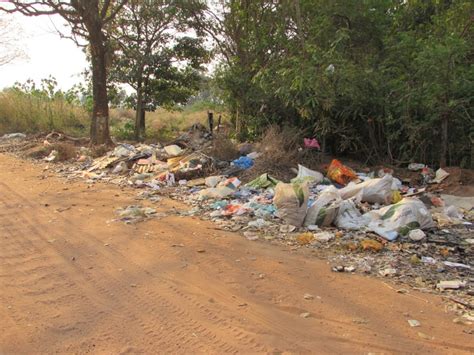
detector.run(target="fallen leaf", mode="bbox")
[360,239,383,252]
[417,332,433,340]
[297,232,314,245]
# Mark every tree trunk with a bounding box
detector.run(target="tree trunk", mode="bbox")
[134,85,143,141]
[89,39,111,145]
[440,113,448,167]
[139,109,146,138]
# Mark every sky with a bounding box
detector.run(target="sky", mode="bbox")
[0,12,88,91]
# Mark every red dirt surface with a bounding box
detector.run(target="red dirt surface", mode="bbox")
[0,154,472,353]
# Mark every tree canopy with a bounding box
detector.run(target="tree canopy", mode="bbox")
[204,0,473,167]
[109,0,209,140]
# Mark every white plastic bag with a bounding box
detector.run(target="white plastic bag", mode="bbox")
[431,168,449,184]
[364,198,435,240]
[303,186,342,227]
[274,182,309,227]
[339,174,393,204]
[164,144,183,157]
[198,186,234,199]
[334,200,367,230]
[205,175,224,188]
[292,164,324,184]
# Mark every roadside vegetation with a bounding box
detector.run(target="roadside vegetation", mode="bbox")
[0,78,88,136]
[0,78,220,143]
[1,1,472,168]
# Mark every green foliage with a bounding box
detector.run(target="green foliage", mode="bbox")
[111,121,135,140]
[212,0,473,166]
[109,0,210,140]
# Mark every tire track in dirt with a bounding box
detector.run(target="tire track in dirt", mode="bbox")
[0,182,271,353]
[0,194,112,351]
[1,156,472,354]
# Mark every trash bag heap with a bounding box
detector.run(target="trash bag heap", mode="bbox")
[5,129,472,311]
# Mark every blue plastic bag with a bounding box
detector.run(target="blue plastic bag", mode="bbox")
[232,156,254,169]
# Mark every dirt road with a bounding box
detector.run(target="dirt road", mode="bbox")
[0,154,472,354]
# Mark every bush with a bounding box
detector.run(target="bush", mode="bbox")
[208,134,239,161]
[241,125,301,182]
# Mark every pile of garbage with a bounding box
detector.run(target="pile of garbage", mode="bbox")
[164,158,473,319]
[2,129,472,321]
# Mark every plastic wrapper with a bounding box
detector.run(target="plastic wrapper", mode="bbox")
[245,173,280,189]
[326,159,358,186]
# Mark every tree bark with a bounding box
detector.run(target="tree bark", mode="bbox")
[440,113,448,167]
[139,109,146,137]
[89,34,112,145]
[134,84,143,141]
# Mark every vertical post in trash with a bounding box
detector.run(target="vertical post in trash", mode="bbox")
[208,111,214,136]
[217,114,222,133]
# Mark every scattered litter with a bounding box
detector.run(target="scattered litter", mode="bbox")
[437,280,466,290]
[313,231,334,242]
[365,198,435,241]
[291,164,324,184]
[408,229,426,241]
[116,205,158,224]
[431,168,450,184]
[408,163,425,171]
[243,231,259,241]
[379,268,397,277]
[4,129,471,316]
[232,156,254,170]
[327,159,358,186]
[164,144,183,157]
[248,218,269,229]
[408,319,421,327]
[417,332,434,340]
[442,261,471,269]
[245,173,279,189]
[44,150,58,162]
[360,239,383,252]
[0,133,26,140]
[304,138,320,149]
[297,232,315,245]
[280,224,296,233]
[274,182,309,227]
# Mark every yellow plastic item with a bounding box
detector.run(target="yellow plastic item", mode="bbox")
[391,190,402,203]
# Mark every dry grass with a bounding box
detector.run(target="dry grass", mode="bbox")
[241,125,302,182]
[0,90,88,136]
[23,142,77,162]
[51,142,77,161]
[90,144,111,158]
[110,106,229,142]
[208,134,240,161]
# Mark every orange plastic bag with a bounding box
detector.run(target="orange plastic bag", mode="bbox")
[327,159,358,186]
